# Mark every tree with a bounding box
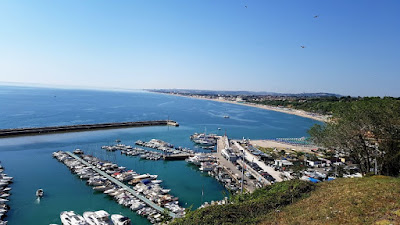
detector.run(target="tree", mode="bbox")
[308,98,400,176]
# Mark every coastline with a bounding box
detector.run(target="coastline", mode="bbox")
[156,92,329,122]
[250,139,318,154]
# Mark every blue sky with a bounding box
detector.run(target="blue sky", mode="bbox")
[0,1,399,96]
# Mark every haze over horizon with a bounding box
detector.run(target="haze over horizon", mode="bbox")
[1,1,399,96]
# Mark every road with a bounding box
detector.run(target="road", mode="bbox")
[214,136,255,193]
[231,141,285,182]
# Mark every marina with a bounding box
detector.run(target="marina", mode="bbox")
[54,150,184,223]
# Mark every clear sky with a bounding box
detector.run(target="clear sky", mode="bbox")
[0,1,399,96]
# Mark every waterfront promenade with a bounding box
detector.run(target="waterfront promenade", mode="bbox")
[0,120,179,137]
[66,151,178,218]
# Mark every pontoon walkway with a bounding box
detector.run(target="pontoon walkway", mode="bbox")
[66,151,178,218]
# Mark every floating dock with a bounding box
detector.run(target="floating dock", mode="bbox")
[0,120,179,137]
[65,151,178,218]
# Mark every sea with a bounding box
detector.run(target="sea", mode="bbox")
[0,85,321,225]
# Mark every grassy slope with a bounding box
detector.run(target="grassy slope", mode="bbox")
[171,176,400,225]
[171,180,315,225]
[262,176,400,225]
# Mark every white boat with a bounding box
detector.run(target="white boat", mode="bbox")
[36,189,44,197]
[73,149,84,154]
[0,193,10,198]
[83,210,113,225]
[130,201,145,211]
[1,187,11,192]
[199,162,215,172]
[0,199,9,203]
[111,214,131,225]
[60,211,88,225]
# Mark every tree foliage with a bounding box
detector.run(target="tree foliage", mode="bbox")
[308,97,400,176]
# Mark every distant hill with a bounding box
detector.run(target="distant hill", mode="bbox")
[148,89,341,97]
[171,176,400,225]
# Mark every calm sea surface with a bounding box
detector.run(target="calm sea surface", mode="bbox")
[0,86,321,224]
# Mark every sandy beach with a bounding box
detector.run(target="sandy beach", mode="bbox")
[250,139,318,154]
[162,93,329,122]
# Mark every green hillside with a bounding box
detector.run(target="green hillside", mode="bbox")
[172,176,400,225]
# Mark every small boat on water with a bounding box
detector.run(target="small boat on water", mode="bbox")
[223,115,230,118]
[111,214,131,225]
[36,189,44,197]
[60,211,88,225]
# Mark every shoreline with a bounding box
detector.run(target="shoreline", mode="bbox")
[156,92,329,122]
[250,139,318,154]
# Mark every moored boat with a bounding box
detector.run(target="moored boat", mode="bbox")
[111,214,131,225]
[60,211,88,225]
[83,210,113,225]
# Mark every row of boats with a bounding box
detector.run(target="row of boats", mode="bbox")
[102,144,164,160]
[0,163,12,225]
[135,139,194,155]
[60,210,130,225]
[186,153,241,192]
[53,151,185,224]
[190,133,217,148]
[186,153,218,172]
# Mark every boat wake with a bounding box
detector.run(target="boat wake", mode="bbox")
[35,197,40,204]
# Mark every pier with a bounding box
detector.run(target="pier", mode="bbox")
[0,120,179,137]
[65,151,178,218]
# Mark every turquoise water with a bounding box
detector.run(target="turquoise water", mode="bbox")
[0,86,321,224]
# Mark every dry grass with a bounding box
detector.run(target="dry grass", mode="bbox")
[261,176,400,225]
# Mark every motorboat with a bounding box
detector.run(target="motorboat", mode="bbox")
[36,189,44,197]
[0,193,10,198]
[93,185,112,192]
[60,211,88,225]
[83,210,113,225]
[73,149,84,155]
[0,187,11,192]
[130,201,145,211]
[111,214,131,225]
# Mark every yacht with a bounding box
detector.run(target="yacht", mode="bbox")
[83,210,113,225]
[36,189,44,197]
[73,149,84,155]
[60,211,88,225]
[130,200,145,211]
[111,214,131,225]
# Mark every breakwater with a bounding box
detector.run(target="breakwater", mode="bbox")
[0,120,179,137]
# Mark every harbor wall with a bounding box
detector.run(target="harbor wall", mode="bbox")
[0,120,179,137]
